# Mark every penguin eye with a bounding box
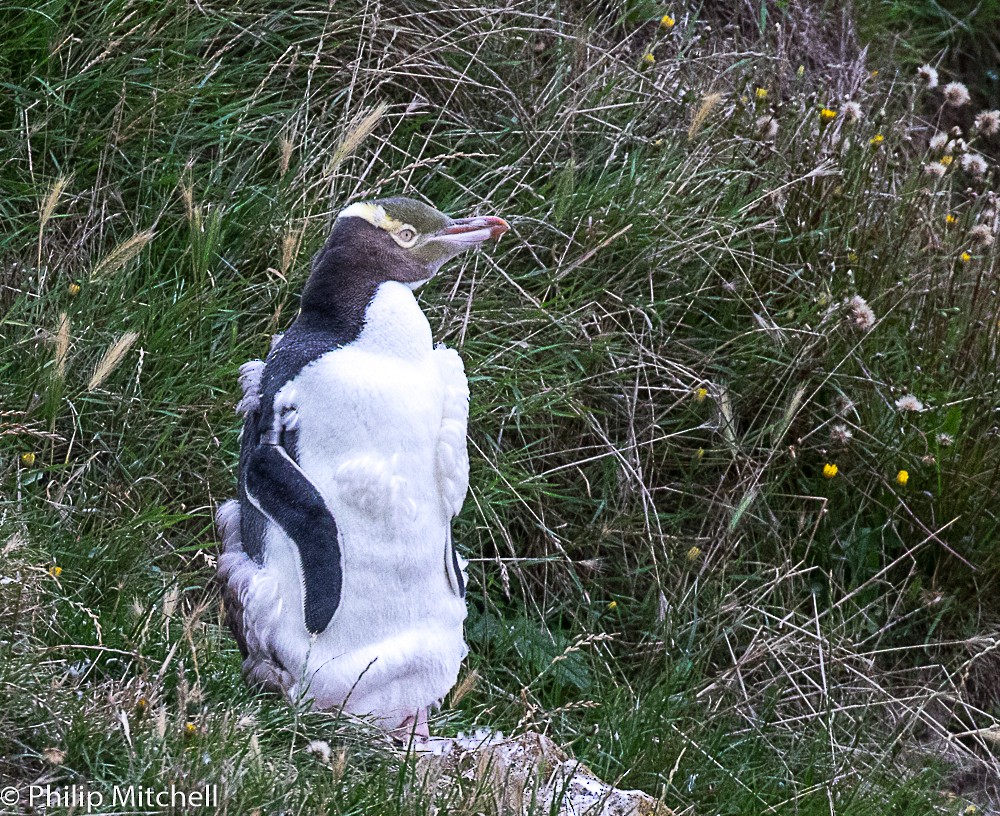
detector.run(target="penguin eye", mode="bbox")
[396,226,418,245]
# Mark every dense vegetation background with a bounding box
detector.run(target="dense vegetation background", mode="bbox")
[2,0,999,812]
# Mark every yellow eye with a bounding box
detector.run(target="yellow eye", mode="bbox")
[397,227,417,244]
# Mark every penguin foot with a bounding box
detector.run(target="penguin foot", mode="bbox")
[392,706,430,745]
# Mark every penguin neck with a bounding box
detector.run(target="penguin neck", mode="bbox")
[351,281,434,359]
[297,245,380,342]
[298,266,433,360]
[296,220,427,343]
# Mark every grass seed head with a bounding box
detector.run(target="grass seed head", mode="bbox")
[688,92,723,139]
[87,332,140,391]
[39,174,72,232]
[89,230,155,281]
[54,312,70,379]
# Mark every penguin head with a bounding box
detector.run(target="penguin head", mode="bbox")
[327,197,509,288]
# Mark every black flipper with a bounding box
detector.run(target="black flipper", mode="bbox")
[451,543,466,598]
[445,529,466,599]
[244,442,342,635]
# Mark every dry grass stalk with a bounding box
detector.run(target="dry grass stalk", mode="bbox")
[87,331,140,391]
[325,103,389,177]
[39,175,72,232]
[688,92,723,140]
[89,230,155,281]
[329,748,348,783]
[279,134,294,178]
[449,669,479,705]
[37,174,72,268]
[54,312,70,379]
[280,227,303,280]
[180,180,194,222]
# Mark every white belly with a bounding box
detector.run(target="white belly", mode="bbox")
[252,282,468,724]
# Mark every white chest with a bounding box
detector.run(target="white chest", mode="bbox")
[287,283,442,476]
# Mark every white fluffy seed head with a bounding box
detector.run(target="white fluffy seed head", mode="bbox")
[960,153,988,177]
[975,110,1000,137]
[895,394,925,413]
[844,295,876,330]
[943,82,970,107]
[917,64,939,89]
[840,101,863,123]
[755,115,779,140]
[969,224,995,247]
[830,423,854,445]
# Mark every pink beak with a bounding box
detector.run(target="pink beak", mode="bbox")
[437,215,510,244]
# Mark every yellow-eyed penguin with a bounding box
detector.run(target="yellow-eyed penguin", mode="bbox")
[216,197,509,738]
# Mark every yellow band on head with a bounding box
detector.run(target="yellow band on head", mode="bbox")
[336,202,403,232]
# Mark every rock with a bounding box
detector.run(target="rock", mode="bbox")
[413,731,674,815]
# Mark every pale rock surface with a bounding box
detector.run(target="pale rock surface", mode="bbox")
[411,730,674,816]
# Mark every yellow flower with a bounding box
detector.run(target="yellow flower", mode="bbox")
[755,87,768,100]
[686,546,701,561]
[20,452,36,467]
[68,281,81,297]
[869,134,884,145]
[820,108,837,121]
[960,251,972,263]
[848,252,859,263]
[183,722,198,736]
[48,565,62,577]
[607,600,617,610]
[895,470,909,486]
[945,213,957,225]
[660,14,675,29]
[870,70,879,78]
[695,387,708,402]
[796,65,805,77]
[965,806,978,815]
[822,463,839,479]
[641,53,656,67]
[136,697,149,714]
[940,154,953,166]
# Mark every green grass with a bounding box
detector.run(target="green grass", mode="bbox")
[2,0,1000,812]
[857,0,1000,108]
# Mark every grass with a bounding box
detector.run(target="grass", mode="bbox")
[857,0,1000,108]
[2,0,1000,813]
